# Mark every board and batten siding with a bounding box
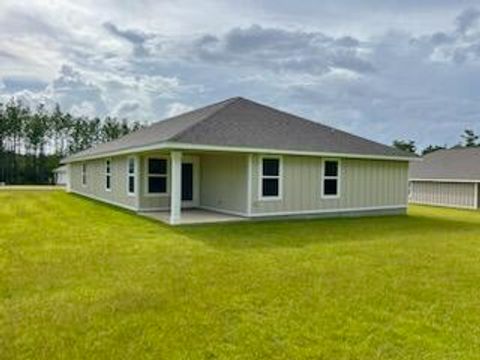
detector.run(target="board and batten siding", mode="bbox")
[251,155,409,215]
[200,153,248,214]
[70,156,137,210]
[409,181,478,209]
[70,151,410,218]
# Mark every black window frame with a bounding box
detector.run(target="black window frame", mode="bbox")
[127,157,136,196]
[322,159,340,198]
[105,159,112,191]
[81,163,87,186]
[146,157,168,195]
[260,156,282,200]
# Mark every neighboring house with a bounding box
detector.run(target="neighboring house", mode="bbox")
[62,97,416,224]
[409,147,480,210]
[53,165,68,186]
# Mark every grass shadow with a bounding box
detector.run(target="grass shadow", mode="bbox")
[66,192,480,250]
[173,211,480,250]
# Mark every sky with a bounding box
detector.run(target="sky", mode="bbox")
[1,0,480,149]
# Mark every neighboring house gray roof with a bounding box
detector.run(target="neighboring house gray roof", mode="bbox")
[409,147,480,181]
[64,97,415,162]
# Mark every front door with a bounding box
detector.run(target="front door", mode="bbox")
[181,163,193,202]
[181,157,199,208]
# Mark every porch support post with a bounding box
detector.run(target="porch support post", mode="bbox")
[170,151,182,224]
[246,154,253,216]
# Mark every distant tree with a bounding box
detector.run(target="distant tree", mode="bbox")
[69,116,102,154]
[101,116,122,142]
[49,104,70,156]
[0,96,149,184]
[24,104,49,182]
[0,103,5,182]
[5,99,29,183]
[130,121,143,132]
[120,119,130,136]
[0,103,5,153]
[461,129,479,147]
[422,144,446,156]
[392,139,417,154]
[88,117,102,145]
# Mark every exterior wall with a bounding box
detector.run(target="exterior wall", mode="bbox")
[409,181,478,209]
[250,155,409,216]
[478,184,480,209]
[70,156,137,210]
[200,153,248,214]
[69,150,409,219]
[54,171,67,185]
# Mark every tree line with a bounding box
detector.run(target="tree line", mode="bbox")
[392,129,480,155]
[1,96,477,184]
[0,98,143,185]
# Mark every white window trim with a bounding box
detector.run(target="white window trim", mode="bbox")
[258,155,283,201]
[81,162,87,187]
[144,156,169,197]
[105,158,112,192]
[321,158,341,199]
[127,156,137,197]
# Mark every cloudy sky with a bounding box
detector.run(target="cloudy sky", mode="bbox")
[1,0,480,148]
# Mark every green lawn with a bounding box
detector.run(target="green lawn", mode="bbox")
[2,191,480,359]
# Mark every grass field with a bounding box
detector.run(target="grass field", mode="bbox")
[2,190,480,359]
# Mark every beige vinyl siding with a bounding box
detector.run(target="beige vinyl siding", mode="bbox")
[70,156,137,209]
[409,181,478,209]
[70,151,409,218]
[200,153,248,214]
[251,155,408,215]
[478,184,480,209]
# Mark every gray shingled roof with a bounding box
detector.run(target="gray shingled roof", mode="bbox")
[409,147,480,181]
[65,97,415,162]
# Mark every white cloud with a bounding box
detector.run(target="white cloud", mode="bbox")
[70,101,97,118]
[1,0,480,148]
[166,102,194,117]
[112,100,141,116]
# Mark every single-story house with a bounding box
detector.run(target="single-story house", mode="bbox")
[63,97,416,225]
[409,147,480,210]
[53,165,68,186]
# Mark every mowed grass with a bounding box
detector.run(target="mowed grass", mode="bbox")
[2,191,480,359]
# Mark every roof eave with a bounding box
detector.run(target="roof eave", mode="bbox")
[62,141,418,163]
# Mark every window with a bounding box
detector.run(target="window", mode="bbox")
[81,163,87,186]
[322,159,340,198]
[105,159,111,191]
[147,158,167,194]
[127,157,136,195]
[260,156,282,200]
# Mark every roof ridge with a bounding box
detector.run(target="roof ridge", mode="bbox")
[169,97,243,142]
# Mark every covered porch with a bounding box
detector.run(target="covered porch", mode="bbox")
[134,150,251,225]
[138,208,247,225]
